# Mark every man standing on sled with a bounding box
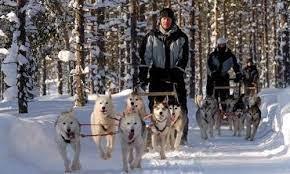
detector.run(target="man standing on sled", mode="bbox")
[206,37,242,107]
[243,58,259,95]
[138,8,189,144]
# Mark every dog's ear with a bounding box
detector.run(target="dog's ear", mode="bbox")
[153,98,157,106]
[106,91,112,99]
[132,87,138,95]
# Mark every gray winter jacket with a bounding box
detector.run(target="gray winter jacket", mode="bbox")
[139,24,189,70]
[207,48,241,77]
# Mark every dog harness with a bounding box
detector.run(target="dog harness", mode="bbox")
[61,135,71,144]
[101,124,108,132]
[128,138,135,145]
[152,117,168,133]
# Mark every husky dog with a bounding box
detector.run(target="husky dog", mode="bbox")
[150,101,170,159]
[124,92,146,119]
[232,95,246,136]
[119,112,143,172]
[167,102,187,150]
[221,95,238,131]
[245,96,261,141]
[55,110,81,173]
[196,96,218,139]
[91,94,117,160]
[124,91,151,152]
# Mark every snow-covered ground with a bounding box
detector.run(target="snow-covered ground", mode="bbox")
[1,88,290,174]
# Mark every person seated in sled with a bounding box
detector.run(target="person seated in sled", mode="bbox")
[206,37,242,109]
[243,58,259,95]
[138,8,189,144]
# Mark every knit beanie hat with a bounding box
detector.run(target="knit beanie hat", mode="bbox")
[160,8,175,22]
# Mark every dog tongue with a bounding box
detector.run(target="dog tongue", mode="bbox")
[128,131,134,140]
[68,132,75,139]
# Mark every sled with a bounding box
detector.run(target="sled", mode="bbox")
[213,79,259,125]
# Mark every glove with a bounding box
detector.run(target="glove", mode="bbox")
[211,72,219,79]
[234,73,242,83]
[171,67,184,82]
[138,67,149,84]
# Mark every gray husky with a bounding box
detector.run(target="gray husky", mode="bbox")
[196,96,219,139]
[245,96,261,141]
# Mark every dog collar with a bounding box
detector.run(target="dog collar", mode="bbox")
[154,123,167,133]
[101,124,108,132]
[128,138,135,145]
[61,135,71,144]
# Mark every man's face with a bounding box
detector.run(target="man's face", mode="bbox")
[218,43,226,52]
[161,17,172,30]
[247,62,252,67]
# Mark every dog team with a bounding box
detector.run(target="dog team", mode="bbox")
[55,91,261,173]
[196,92,261,141]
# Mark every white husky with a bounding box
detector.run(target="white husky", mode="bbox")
[124,92,146,119]
[124,92,150,151]
[119,112,143,172]
[55,110,81,173]
[91,94,117,160]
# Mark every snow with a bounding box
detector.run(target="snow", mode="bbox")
[17,53,29,65]
[6,11,19,23]
[0,48,8,55]
[1,88,290,173]
[0,29,7,37]
[2,86,17,101]
[0,0,17,6]
[58,50,75,62]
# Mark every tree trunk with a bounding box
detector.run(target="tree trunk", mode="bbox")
[271,0,278,87]
[178,0,182,27]
[96,3,106,94]
[130,0,138,89]
[152,1,157,30]
[57,60,63,95]
[263,0,270,87]
[41,52,46,96]
[17,0,28,113]
[197,2,202,96]
[213,0,219,43]
[74,0,85,107]
[206,0,212,55]
[189,0,195,98]
[222,0,227,38]
[277,1,289,87]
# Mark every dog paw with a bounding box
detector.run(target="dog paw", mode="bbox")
[106,151,112,159]
[71,162,81,171]
[160,154,166,160]
[64,169,72,173]
[122,168,129,173]
[101,152,108,160]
